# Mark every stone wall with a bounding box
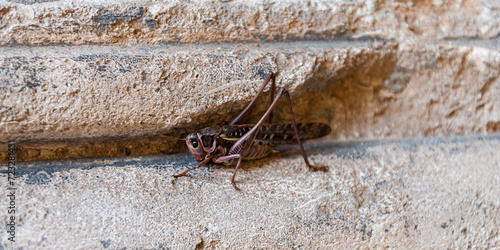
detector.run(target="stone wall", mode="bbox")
[0,0,499,248]
[1,0,499,161]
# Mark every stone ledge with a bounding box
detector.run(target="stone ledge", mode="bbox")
[1,135,499,248]
[0,0,498,45]
[1,41,499,161]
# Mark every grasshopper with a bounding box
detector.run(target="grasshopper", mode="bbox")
[173,72,330,190]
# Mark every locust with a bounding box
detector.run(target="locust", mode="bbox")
[172,72,331,190]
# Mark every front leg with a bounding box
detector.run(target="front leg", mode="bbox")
[173,158,210,178]
[215,154,242,190]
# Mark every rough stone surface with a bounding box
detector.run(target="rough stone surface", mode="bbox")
[0,0,497,46]
[1,135,499,248]
[1,0,499,162]
[1,42,499,161]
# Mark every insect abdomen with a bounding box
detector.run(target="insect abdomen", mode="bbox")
[242,146,274,160]
[220,123,331,145]
[256,123,331,144]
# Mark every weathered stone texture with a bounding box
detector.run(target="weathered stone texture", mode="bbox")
[1,136,499,248]
[0,0,498,46]
[0,0,499,160]
[1,42,499,161]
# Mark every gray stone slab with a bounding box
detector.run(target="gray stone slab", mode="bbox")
[0,0,498,45]
[1,134,499,248]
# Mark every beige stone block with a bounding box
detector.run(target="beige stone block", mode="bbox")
[1,42,499,161]
[1,136,498,248]
[0,0,498,46]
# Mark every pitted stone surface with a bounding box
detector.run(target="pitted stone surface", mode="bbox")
[1,43,499,161]
[1,136,499,248]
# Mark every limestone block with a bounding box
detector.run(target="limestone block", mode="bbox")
[1,42,499,161]
[1,0,499,162]
[0,0,498,45]
[1,136,498,248]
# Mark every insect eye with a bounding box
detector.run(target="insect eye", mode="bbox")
[190,139,198,148]
[187,134,199,148]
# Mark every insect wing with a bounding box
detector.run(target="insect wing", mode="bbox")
[220,123,330,145]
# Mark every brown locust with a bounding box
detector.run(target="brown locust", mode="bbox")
[173,72,330,190]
